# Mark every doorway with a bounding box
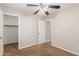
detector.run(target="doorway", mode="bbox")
[38,19,51,44]
[38,19,46,44]
[3,14,19,55]
[46,20,51,42]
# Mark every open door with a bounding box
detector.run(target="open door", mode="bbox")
[0,9,3,56]
[38,19,46,44]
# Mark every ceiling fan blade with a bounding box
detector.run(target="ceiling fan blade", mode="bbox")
[48,5,60,9]
[45,11,49,15]
[27,4,39,6]
[34,10,39,14]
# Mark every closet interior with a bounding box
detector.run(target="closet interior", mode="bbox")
[3,14,18,49]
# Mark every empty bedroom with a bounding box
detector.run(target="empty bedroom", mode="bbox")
[0,3,79,56]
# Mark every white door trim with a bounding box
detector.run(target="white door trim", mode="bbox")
[0,9,3,55]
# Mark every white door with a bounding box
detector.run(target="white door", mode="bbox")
[0,9,3,55]
[38,19,46,44]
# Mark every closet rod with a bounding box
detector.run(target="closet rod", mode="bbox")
[4,25,18,27]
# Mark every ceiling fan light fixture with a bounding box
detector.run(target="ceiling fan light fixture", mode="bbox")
[46,11,49,15]
[40,8,44,13]
[43,8,47,12]
[27,3,60,15]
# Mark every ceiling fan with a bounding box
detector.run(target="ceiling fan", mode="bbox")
[27,3,60,15]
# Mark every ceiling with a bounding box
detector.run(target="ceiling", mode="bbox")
[0,3,79,18]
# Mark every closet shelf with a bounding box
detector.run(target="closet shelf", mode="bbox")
[4,25,18,27]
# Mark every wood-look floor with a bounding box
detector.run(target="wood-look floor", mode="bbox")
[4,42,76,56]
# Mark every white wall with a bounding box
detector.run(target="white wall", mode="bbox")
[4,14,18,44]
[4,14,18,25]
[19,15,38,48]
[51,6,79,55]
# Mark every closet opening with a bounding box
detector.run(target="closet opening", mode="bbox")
[3,14,19,55]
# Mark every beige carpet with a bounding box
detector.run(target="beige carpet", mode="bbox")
[4,42,76,56]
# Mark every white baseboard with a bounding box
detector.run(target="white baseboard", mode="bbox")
[4,41,18,45]
[19,43,37,49]
[19,40,50,49]
[38,40,50,44]
[52,44,79,56]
